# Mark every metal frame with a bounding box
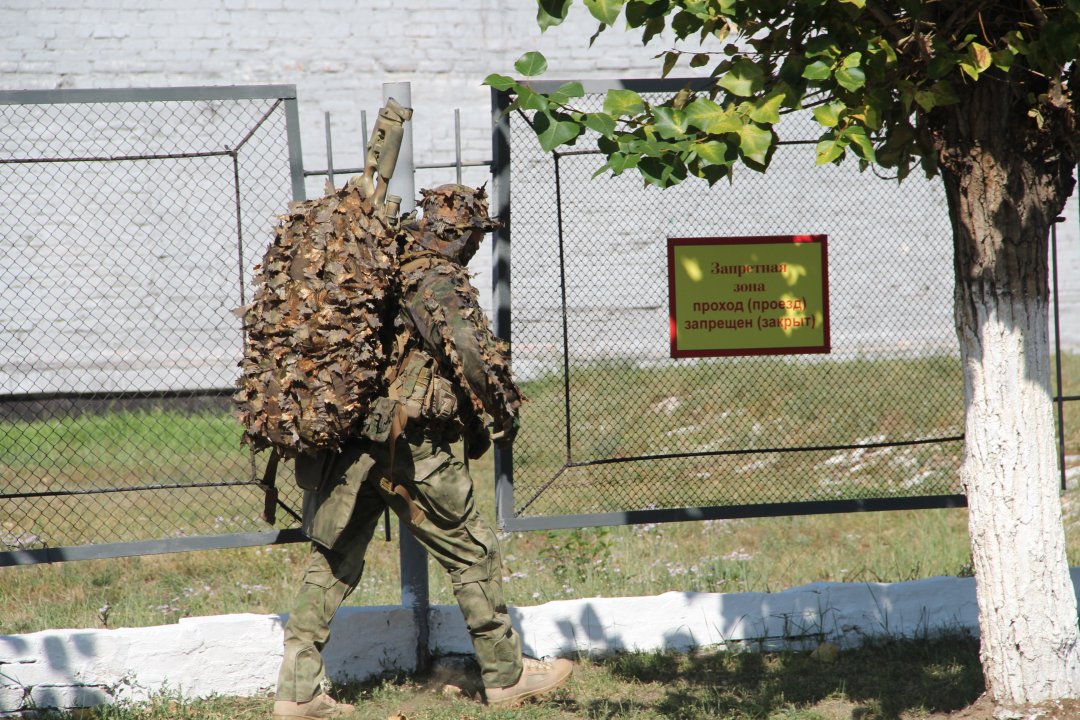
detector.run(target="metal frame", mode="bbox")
[0,529,306,567]
[486,77,1080,531]
[0,85,298,106]
[303,108,492,182]
[0,84,308,566]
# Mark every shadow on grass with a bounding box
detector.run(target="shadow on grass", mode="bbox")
[326,631,983,720]
[577,630,983,720]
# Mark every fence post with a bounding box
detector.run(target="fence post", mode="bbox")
[383,81,430,673]
[284,93,306,202]
[490,87,514,530]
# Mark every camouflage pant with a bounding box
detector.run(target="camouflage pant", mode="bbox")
[275,428,523,702]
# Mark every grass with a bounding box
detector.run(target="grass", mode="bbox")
[0,353,1076,636]
[25,630,985,719]
[2,356,1076,719]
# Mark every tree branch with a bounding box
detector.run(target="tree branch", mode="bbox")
[864,0,907,43]
[1024,0,1048,28]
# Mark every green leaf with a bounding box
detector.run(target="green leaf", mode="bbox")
[537,0,572,31]
[662,52,679,79]
[584,0,624,25]
[625,0,669,28]
[959,61,979,81]
[639,154,688,188]
[609,152,641,175]
[931,80,960,106]
[815,138,846,164]
[805,35,839,59]
[548,81,586,104]
[671,11,703,39]
[749,90,785,124]
[927,56,955,80]
[812,103,841,127]
[689,53,710,68]
[835,66,865,91]
[913,89,934,111]
[993,48,1015,71]
[515,51,549,77]
[971,43,992,72]
[604,89,645,117]
[802,59,832,80]
[516,86,550,112]
[652,106,689,139]
[693,140,728,164]
[737,122,772,165]
[584,112,618,139]
[832,51,865,90]
[483,74,517,92]
[598,135,619,155]
[589,22,607,47]
[591,160,613,178]
[701,163,729,186]
[672,85,692,110]
[685,97,726,132]
[629,136,668,156]
[642,15,666,45]
[718,58,765,97]
[847,132,876,163]
[533,110,581,152]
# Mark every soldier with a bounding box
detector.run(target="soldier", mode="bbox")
[272,185,573,720]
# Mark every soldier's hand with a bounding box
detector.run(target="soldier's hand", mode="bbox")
[466,425,491,459]
[491,412,520,449]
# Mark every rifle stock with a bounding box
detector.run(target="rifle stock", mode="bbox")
[362,98,413,213]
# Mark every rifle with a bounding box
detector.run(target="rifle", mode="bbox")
[361,98,413,215]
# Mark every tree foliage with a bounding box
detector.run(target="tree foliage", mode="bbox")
[485,0,1080,189]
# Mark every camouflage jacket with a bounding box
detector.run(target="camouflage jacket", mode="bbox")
[398,255,522,429]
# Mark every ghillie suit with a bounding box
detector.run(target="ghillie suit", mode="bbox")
[271,184,553,716]
[394,183,523,443]
[232,177,405,458]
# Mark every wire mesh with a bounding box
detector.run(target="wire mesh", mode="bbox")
[507,94,966,522]
[0,93,302,552]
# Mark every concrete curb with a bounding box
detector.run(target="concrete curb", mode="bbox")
[5,570,1079,715]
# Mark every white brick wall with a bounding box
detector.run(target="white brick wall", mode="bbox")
[2,1,681,394]
[2,1,1077,396]
[2,0,662,172]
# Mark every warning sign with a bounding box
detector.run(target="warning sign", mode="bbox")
[668,235,830,358]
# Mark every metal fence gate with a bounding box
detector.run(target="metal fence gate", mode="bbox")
[491,78,1079,531]
[0,85,307,565]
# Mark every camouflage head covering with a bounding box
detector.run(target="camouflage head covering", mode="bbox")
[404,184,500,265]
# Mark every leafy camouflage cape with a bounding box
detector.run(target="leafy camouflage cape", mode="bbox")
[232,177,408,458]
[396,249,523,428]
[234,181,521,461]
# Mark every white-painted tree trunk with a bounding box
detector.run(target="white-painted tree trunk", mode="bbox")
[959,297,1080,704]
[939,74,1080,705]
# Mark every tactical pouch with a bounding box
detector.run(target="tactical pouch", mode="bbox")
[361,395,399,443]
[396,351,435,421]
[426,376,457,423]
[391,350,458,425]
[294,449,334,493]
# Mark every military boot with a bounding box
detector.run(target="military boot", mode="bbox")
[484,656,573,707]
[272,692,355,719]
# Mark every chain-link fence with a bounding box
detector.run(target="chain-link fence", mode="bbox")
[1,86,306,563]
[493,79,1075,531]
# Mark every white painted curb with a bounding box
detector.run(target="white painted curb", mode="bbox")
[5,570,1078,715]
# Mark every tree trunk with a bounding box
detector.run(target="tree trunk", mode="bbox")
[938,78,1080,705]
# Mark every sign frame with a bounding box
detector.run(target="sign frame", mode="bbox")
[667,234,831,358]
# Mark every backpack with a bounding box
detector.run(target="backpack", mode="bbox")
[232,178,405,458]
